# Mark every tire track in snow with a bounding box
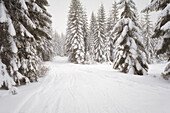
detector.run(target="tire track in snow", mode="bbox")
[15,57,170,113]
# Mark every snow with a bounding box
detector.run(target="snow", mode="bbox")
[0,59,15,89]
[19,0,28,11]
[8,18,16,36]
[0,57,170,113]
[32,3,43,13]
[161,21,170,31]
[9,36,18,53]
[20,23,34,37]
[158,3,170,19]
[21,11,36,29]
[121,25,128,38]
[0,1,8,23]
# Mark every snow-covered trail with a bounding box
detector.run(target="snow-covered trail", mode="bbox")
[12,57,170,113]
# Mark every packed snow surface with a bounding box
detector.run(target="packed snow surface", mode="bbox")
[0,57,170,113]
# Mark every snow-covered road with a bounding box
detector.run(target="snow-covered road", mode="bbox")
[1,57,170,113]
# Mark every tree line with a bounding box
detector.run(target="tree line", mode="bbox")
[0,0,169,90]
[65,0,169,78]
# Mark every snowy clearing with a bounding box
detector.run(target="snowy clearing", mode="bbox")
[0,56,170,113]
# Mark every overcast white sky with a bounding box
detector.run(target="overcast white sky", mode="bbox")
[47,0,157,34]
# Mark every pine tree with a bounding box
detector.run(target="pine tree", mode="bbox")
[66,0,85,64]
[112,0,148,75]
[0,0,33,87]
[142,11,154,64]
[53,31,60,56]
[143,0,170,79]
[82,9,91,64]
[0,0,17,89]
[14,0,44,82]
[107,1,119,33]
[53,32,66,57]
[61,33,66,56]
[107,1,119,62]
[94,4,107,63]
[89,12,98,62]
[28,0,53,61]
[0,0,52,89]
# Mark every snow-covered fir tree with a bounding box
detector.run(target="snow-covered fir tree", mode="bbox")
[28,0,53,61]
[142,11,154,64]
[0,0,52,89]
[107,1,119,34]
[61,33,66,56]
[0,0,17,89]
[15,0,52,82]
[82,10,91,64]
[66,0,85,64]
[104,36,111,63]
[107,1,119,62]
[0,0,32,88]
[0,58,16,89]
[143,0,170,79]
[89,12,98,62]
[53,31,66,57]
[94,4,107,63]
[112,0,148,75]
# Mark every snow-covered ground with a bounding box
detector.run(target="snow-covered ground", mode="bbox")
[0,56,170,113]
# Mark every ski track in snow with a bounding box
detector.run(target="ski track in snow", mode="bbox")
[1,57,170,113]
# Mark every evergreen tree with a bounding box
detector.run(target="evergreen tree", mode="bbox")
[104,36,111,63]
[94,4,107,62]
[142,11,154,64]
[82,9,91,64]
[143,0,170,79]
[0,0,17,88]
[107,1,119,62]
[89,12,98,62]
[66,0,85,64]
[112,0,148,75]
[28,0,53,61]
[0,0,34,87]
[15,0,52,82]
[61,33,66,56]
[53,31,66,57]
[0,0,52,89]
[53,31,61,56]
[107,1,119,33]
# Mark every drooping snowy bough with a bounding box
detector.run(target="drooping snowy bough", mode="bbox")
[112,0,148,75]
[142,0,170,79]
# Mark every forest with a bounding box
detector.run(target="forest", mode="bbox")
[0,0,169,112]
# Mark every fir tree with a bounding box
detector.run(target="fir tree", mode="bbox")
[53,31,60,56]
[28,0,53,61]
[112,0,148,75]
[142,11,154,64]
[66,0,85,64]
[0,0,33,87]
[0,0,52,89]
[89,12,98,62]
[143,0,170,79]
[53,32,66,57]
[94,4,107,63]
[107,1,119,62]
[107,1,119,33]
[82,9,91,64]
[0,0,17,88]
